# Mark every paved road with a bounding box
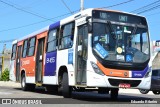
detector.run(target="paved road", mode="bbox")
[0,86,160,104]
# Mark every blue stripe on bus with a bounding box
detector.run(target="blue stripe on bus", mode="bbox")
[45,51,57,76]
[131,66,148,78]
[49,21,60,30]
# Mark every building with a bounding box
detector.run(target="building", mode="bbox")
[0,44,11,75]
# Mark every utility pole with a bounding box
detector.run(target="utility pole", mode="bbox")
[80,0,84,11]
[2,44,6,54]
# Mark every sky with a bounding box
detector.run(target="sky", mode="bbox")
[0,0,160,52]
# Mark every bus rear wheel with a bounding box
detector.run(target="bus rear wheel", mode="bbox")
[152,91,160,95]
[62,72,72,98]
[110,88,119,100]
[21,73,35,91]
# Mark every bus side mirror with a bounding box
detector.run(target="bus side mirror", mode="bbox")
[86,16,91,21]
[88,22,92,33]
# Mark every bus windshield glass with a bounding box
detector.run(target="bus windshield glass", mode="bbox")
[92,10,150,63]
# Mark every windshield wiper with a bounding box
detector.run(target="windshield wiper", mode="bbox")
[107,21,117,40]
[131,25,137,36]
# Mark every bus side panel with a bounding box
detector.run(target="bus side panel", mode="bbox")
[10,60,16,81]
[21,57,35,84]
[10,41,18,81]
[43,51,57,84]
[56,49,75,86]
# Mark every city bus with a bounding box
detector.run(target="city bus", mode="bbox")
[10,8,151,99]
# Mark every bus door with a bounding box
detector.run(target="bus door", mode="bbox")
[76,24,88,85]
[16,45,22,82]
[35,38,45,83]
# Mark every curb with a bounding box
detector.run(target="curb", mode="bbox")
[0,81,20,88]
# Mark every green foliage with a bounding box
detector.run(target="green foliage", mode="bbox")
[0,68,9,81]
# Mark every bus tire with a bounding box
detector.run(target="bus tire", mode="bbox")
[139,89,149,94]
[46,85,58,94]
[152,91,160,95]
[98,87,109,94]
[110,88,119,100]
[21,73,35,91]
[62,72,72,98]
[21,73,28,91]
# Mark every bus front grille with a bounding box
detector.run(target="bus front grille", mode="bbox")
[108,78,141,87]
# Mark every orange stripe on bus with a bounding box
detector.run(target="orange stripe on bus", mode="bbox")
[37,31,48,39]
[17,41,23,46]
[97,61,129,78]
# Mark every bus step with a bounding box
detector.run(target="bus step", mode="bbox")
[36,83,42,87]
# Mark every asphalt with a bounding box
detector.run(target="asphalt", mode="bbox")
[0,81,154,95]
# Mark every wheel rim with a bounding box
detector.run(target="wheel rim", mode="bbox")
[154,91,160,94]
[140,89,148,93]
[141,90,146,92]
[22,77,25,88]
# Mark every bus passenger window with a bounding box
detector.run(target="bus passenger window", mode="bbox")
[28,37,36,56]
[11,44,17,60]
[47,29,58,52]
[22,40,28,58]
[59,22,75,49]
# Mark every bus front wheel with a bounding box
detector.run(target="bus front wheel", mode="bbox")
[110,88,119,99]
[139,89,149,94]
[62,72,72,98]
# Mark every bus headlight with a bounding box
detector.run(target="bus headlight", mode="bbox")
[144,67,152,78]
[90,61,104,76]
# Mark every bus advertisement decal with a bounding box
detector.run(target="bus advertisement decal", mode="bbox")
[45,52,57,76]
[131,66,148,78]
[126,54,133,62]
[68,49,73,64]
[94,43,108,59]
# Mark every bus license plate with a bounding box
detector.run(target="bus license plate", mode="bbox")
[119,83,131,88]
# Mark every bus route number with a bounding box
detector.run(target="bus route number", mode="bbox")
[46,57,55,63]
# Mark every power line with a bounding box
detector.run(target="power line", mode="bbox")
[0,0,54,22]
[130,0,160,14]
[60,0,73,14]
[101,0,135,9]
[137,4,160,14]
[3,0,48,18]
[0,0,137,33]
[0,0,146,34]
[0,10,78,33]
[146,11,160,17]
[130,0,160,13]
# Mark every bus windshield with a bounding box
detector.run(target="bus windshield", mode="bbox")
[92,22,150,63]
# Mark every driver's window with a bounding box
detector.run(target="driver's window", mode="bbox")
[132,34,140,51]
[142,33,149,54]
